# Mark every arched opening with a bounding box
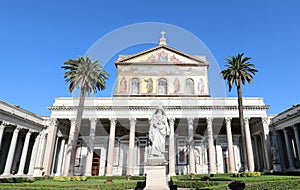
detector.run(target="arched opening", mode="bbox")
[158,79,167,95]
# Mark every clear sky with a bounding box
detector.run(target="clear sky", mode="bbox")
[0,0,299,116]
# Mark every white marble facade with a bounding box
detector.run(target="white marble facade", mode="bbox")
[0,36,274,177]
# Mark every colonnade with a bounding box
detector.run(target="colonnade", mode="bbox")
[0,121,45,176]
[272,124,300,171]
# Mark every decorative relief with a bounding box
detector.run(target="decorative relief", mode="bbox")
[118,76,127,94]
[144,78,153,93]
[173,78,180,93]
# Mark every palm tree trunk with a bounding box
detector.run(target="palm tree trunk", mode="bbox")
[68,89,86,176]
[237,84,248,172]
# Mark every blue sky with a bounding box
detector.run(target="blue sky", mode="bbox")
[0,0,299,116]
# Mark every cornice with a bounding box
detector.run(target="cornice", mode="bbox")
[48,105,269,112]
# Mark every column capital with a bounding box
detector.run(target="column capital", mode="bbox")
[15,126,22,132]
[129,118,136,125]
[261,117,269,125]
[168,117,175,124]
[225,117,232,124]
[0,124,5,130]
[109,118,117,126]
[293,125,299,130]
[27,129,34,135]
[69,118,76,126]
[206,117,213,125]
[89,118,97,126]
[50,118,58,126]
[283,128,289,134]
[0,121,10,128]
[187,118,194,126]
[244,117,250,124]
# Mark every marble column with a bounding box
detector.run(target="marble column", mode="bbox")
[106,118,117,176]
[207,117,216,173]
[43,118,58,176]
[61,142,67,176]
[244,117,255,172]
[17,130,33,175]
[225,117,235,173]
[261,117,271,170]
[127,118,136,175]
[28,133,41,176]
[187,118,195,174]
[292,126,300,162]
[2,126,21,175]
[0,122,7,150]
[56,137,66,176]
[168,118,176,176]
[35,131,46,175]
[63,118,76,176]
[85,118,97,176]
[283,128,295,169]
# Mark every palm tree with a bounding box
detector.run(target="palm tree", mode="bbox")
[220,53,258,172]
[62,56,109,176]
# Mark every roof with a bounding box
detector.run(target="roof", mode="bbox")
[114,44,210,66]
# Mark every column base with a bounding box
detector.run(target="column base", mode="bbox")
[273,163,282,172]
[55,173,63,176]
[15,173,25,176]
[1,173,12,176]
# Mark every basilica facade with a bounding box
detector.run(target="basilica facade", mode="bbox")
[0,35,274,177]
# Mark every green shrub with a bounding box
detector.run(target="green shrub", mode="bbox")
[81,176,87,181]
[0,177,28,183]
[53,176,65,182]
[232,172,261,177]
[72,176,81,181]
[130,175,146,180]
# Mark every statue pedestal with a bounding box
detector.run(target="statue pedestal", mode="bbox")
[273,162,282,172]
[144,165,169,190]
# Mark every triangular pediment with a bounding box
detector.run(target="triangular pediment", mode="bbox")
[115,45,209,65]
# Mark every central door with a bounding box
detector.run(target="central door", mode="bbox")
[92,152,100,176]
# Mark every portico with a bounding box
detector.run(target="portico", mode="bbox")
[47,97,271,176]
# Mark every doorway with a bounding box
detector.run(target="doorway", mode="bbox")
[92,150,101,176]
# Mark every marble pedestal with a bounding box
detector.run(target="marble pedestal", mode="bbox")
[273,163,282,172]
[144,165,169,190]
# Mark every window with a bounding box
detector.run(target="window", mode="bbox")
[131,78,140,94]
[186,78,194,94]
[158,79,167,95]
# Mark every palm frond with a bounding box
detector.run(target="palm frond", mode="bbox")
[61,56,110,95]
[220,53,258,91]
